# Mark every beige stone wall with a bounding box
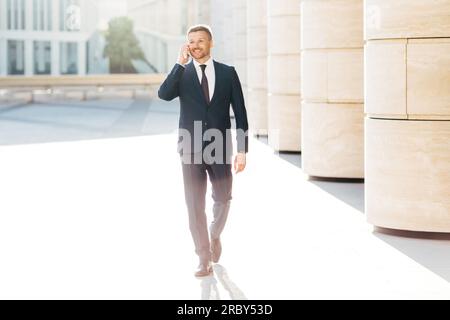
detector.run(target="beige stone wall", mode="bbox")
[365,38,450,120]
[187,0,210,26]
[231,0,247,102]
[365,0,450,231]
[247,0,268,136]
[366,119,450,232]
[267,0,301,152]
[301,0,364,178]
[210,0,233,65]
[365,0,450,40]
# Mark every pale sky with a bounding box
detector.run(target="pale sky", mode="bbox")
[97,0,128,30]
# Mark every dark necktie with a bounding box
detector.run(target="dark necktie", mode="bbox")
[200,64,210,104]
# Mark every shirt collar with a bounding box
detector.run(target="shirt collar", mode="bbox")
[193,56,213,69]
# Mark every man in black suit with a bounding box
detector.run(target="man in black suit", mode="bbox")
[158,25,249,277]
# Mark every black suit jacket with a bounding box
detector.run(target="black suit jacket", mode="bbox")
[158,60,249,161]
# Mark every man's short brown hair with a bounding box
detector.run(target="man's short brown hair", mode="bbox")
[187,24,213,40]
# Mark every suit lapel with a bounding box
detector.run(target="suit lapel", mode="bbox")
[209,60,220,106]
[186,61,205,103]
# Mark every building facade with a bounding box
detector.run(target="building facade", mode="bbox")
[127,0,210,73]
[0,0,100,76]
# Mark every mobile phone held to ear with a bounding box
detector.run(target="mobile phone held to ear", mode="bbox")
[185,47,191,59]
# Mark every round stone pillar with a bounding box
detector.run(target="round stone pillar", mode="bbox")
[300,0,364,178]
[267,0,301,151]
[247,0,268,136]
[365,0,450,231]
[232,0,247,102]
[210,0,233,65]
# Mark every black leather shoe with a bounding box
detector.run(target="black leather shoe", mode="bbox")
[195,260,213,277]
[211,238,222,263]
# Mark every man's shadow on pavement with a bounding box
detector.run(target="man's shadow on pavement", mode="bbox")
[198,264,247,300]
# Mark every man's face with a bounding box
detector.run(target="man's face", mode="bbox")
[188,31,213,60]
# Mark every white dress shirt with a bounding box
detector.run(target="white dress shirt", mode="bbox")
[178,57,215,100]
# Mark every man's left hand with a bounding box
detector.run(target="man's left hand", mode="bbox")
[234,152,246,174]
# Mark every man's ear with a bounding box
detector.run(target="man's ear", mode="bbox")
[210,39,214,49]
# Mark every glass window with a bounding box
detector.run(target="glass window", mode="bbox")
[60,42,78,75]
[33,0,37,30]
[7,0,12,29]
[33,0,52,31]
[59,0,64,30]
[7,40,25,75]
[47,0,52,30]
[14,0,18,29]
[6,0,23,30]
[33,41,51,75]
[21,0,25,29]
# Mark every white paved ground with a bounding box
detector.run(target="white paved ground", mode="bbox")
[0,133,450,299]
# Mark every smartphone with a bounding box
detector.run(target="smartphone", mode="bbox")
[185,46,191,59]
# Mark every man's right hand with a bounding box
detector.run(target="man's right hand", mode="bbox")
[178,44,191,65]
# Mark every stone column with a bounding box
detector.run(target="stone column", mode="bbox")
[43,0,49,30]
[0,38,6,76]
[210,0,233,65]
[78,41,86,75]
[300,0,364,178]
[196,0,210,25]
[36,0,41,30]
[231,0,247,102]
[10,0,16,30]
[25,0,33,31]
[51,40,60,76]
[51,0,60,76]
[17,0,23,29]
[24,40,33,76]
[0,0,6,75]
[24,0,33,76]
[267,0,301,151]
[0,0,7,30]
[247,0,268,136]
[365,0,450,232]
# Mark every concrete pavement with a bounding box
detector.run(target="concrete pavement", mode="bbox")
[0,98,449,299]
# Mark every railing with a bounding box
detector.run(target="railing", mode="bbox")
[0,74,166,102]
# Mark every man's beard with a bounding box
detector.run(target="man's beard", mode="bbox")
[193,49,209,59]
